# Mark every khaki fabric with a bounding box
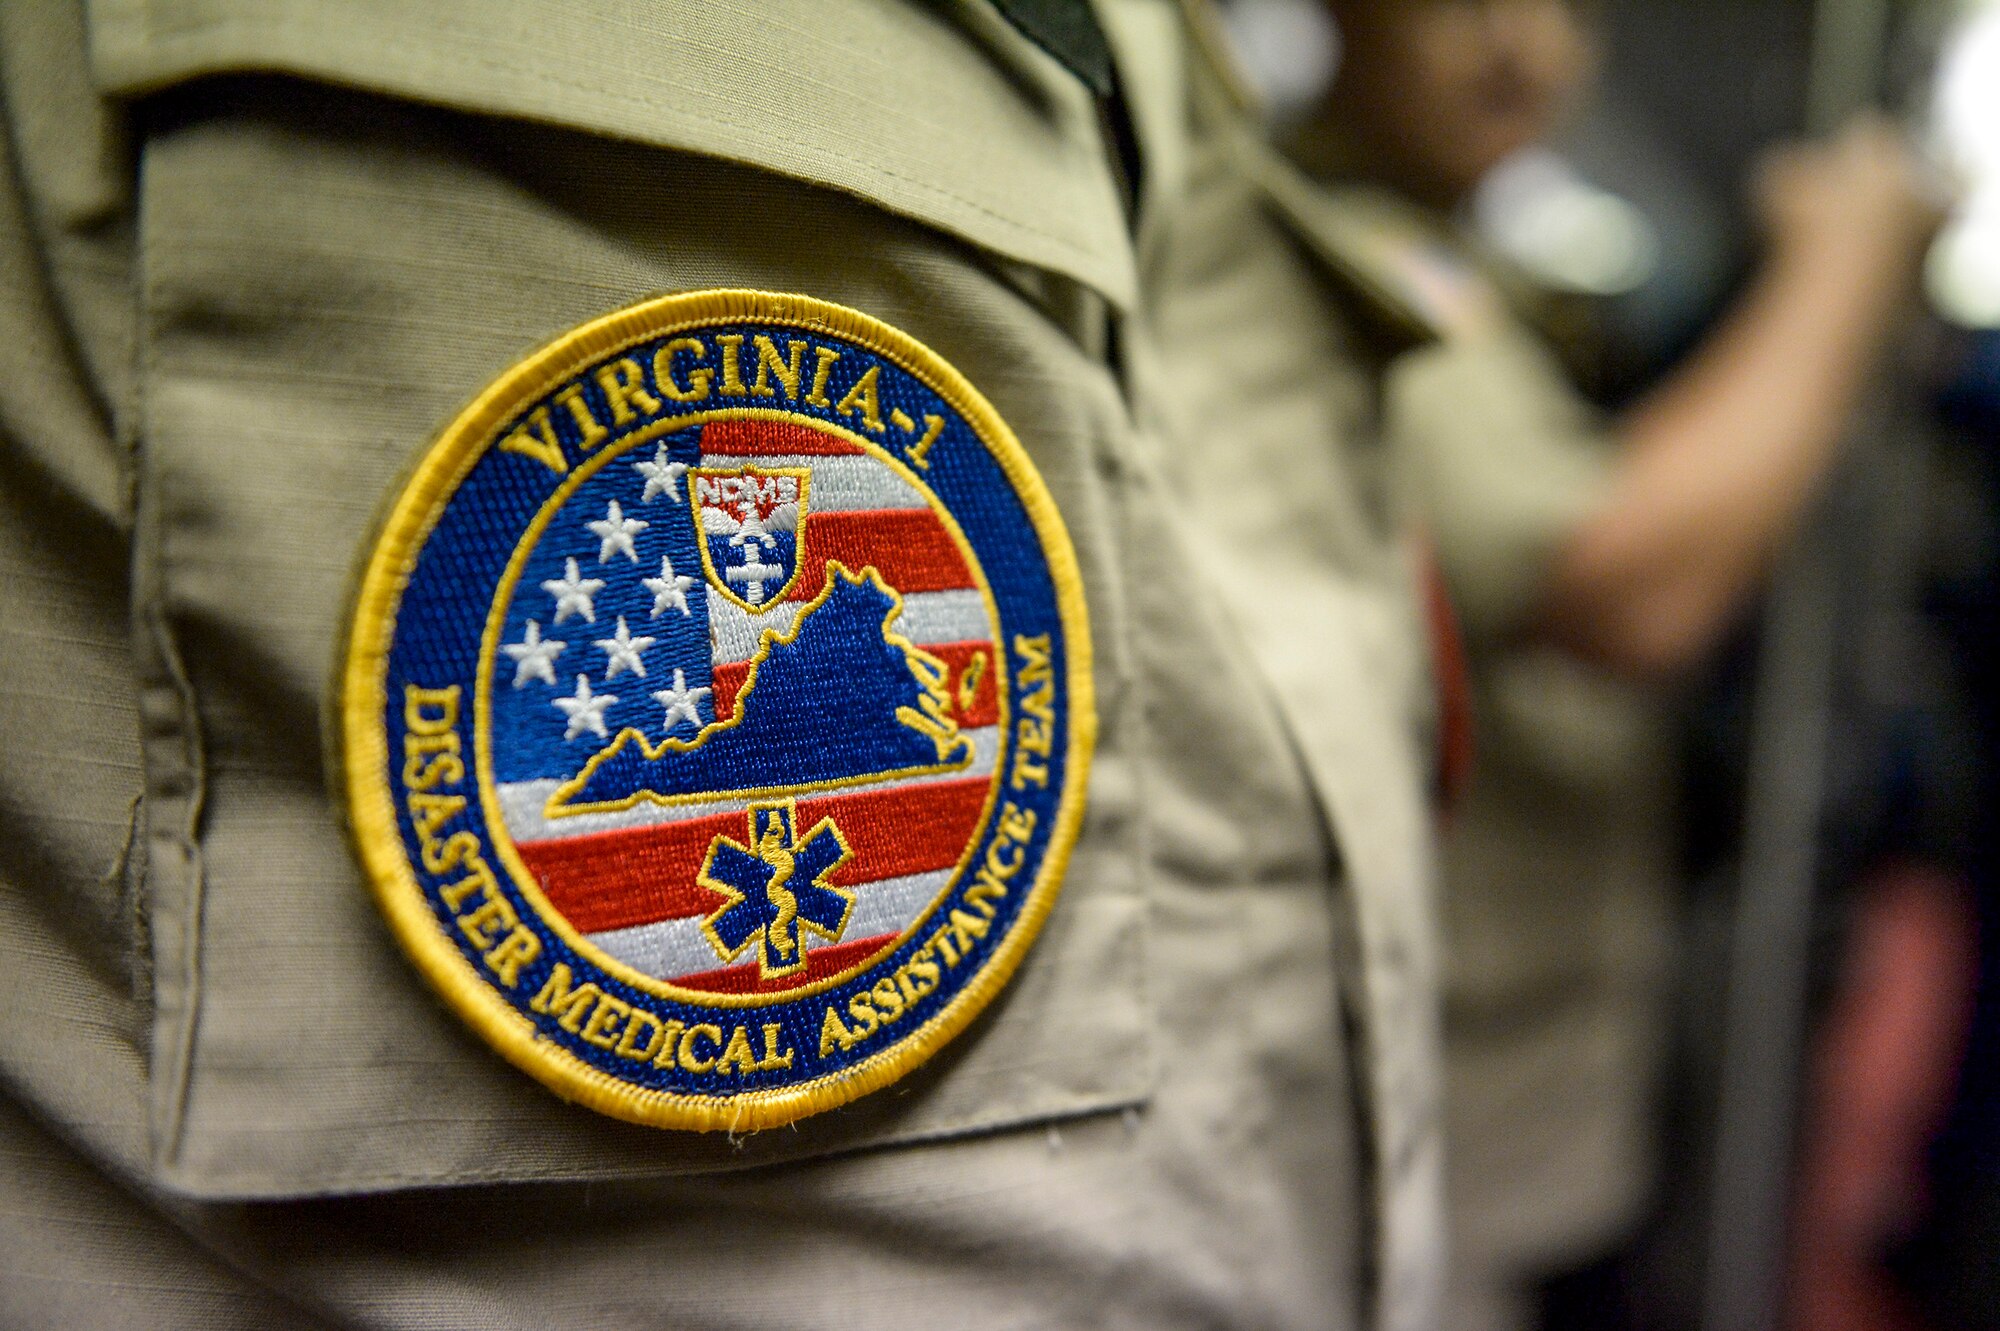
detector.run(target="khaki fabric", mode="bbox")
[130,86,1152,1200]
[1329,190,1676,1286]
[86,0,1136,308]
[0,1,1442,1326]
[0,1094,339,1331]
[1141,118,1446,1330]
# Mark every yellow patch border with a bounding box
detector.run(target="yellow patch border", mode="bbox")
[339,289,1095,1132]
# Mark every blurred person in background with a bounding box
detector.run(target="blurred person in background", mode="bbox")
[1271,1,1942,1326]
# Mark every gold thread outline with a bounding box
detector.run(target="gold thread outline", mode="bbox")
[543,563,976,816]
[476,409,1004,1007]
[340,289,1095,1133]
[686,464,812,614]
[695,801,858,979]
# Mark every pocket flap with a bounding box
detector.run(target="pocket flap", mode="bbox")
[88,0,1136,308]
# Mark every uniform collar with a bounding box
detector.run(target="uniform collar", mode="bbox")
[1236,137,1459,353]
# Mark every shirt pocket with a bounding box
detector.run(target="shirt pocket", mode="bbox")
[114,0,1151,1198]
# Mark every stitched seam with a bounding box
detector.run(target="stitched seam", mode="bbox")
[166,1088,1152,1197]
[130,129,210,1168]
[128,11,1130,285]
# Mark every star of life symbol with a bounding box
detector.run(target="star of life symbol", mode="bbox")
[694,466,808,612]
[698,802,855,980]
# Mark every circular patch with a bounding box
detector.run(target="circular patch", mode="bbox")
[341,290,1093,1130]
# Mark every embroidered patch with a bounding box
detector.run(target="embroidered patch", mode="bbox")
[340,291,1093,1131]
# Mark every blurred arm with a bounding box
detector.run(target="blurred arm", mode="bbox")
[1537,120,1940,679]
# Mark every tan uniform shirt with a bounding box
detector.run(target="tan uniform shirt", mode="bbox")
[0,3,1441,1326]
[1299,187,1677,1298]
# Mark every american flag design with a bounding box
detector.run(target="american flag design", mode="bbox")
[488,417,1001,997]
[348,293,1088,1129]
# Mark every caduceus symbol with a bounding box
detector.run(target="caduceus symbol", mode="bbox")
[697,802,855,980]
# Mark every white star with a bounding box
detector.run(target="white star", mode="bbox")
[642,554,697,618]
[634,445,689,504]
[501,619,565,688]
[551,674,617,741]
[541,557,606,624]
[594,615,657,680]
[652,668,711,735]
[587,499,648,564]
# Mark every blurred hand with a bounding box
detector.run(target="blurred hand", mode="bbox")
[1753,116,1948,287]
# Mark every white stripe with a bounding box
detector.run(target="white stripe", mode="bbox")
[700,454,927,512]
[882,589,993,648]
[583,868,952,983]
[498,726,1002,842]
[707,598,798,664]
[706,588,992,665]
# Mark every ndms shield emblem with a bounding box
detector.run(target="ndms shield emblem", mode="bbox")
[341,291,1093,1130]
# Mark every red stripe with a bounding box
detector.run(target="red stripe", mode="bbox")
[710,660,751,722]
[668,931,900,995]
[518,774,994,934]
[789,510,974,599]
[698,418,862,457]
[708,639,996,727]
[926,641,1001,730]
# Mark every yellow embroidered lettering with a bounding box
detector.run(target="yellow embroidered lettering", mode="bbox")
[554,383,608,451]
[402,748,463,793]
[804,345,841,406]
[616,1008,666,1062]
[499,404,568,475]
[654,338,712,402]
[819,1004,857,1056]
[1011,634,1057,790]
[406,791,466,845]
[871,977,906,1021]
[1013,634,1052,685]
[964,799,1035,917]
[651,1018,688,1068]
[595,357,662,425]
[986,836,1025,879]
[948,908,991,953]
[965,876,1006,919]
[907,413,944,469]
[402,726,457,756]
[834,364,887,433]
[1011,752,1050,790]
[757,1023,795,1070]
[715,1025,760,1075]
[530,964,600,1033]
[482,925,540,988]
[679,1023,724,1072]
[403,684,461,736]
[437,860,495,913]
[998,801,1038,842]
[896,695,964,763]
[846,992,882,1036]
[750,335,804,399]
[420,829,479,876]
[455,883,519,951]
[903,951,941,997]
[579,992,631,1049]
[715,334,749,395]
